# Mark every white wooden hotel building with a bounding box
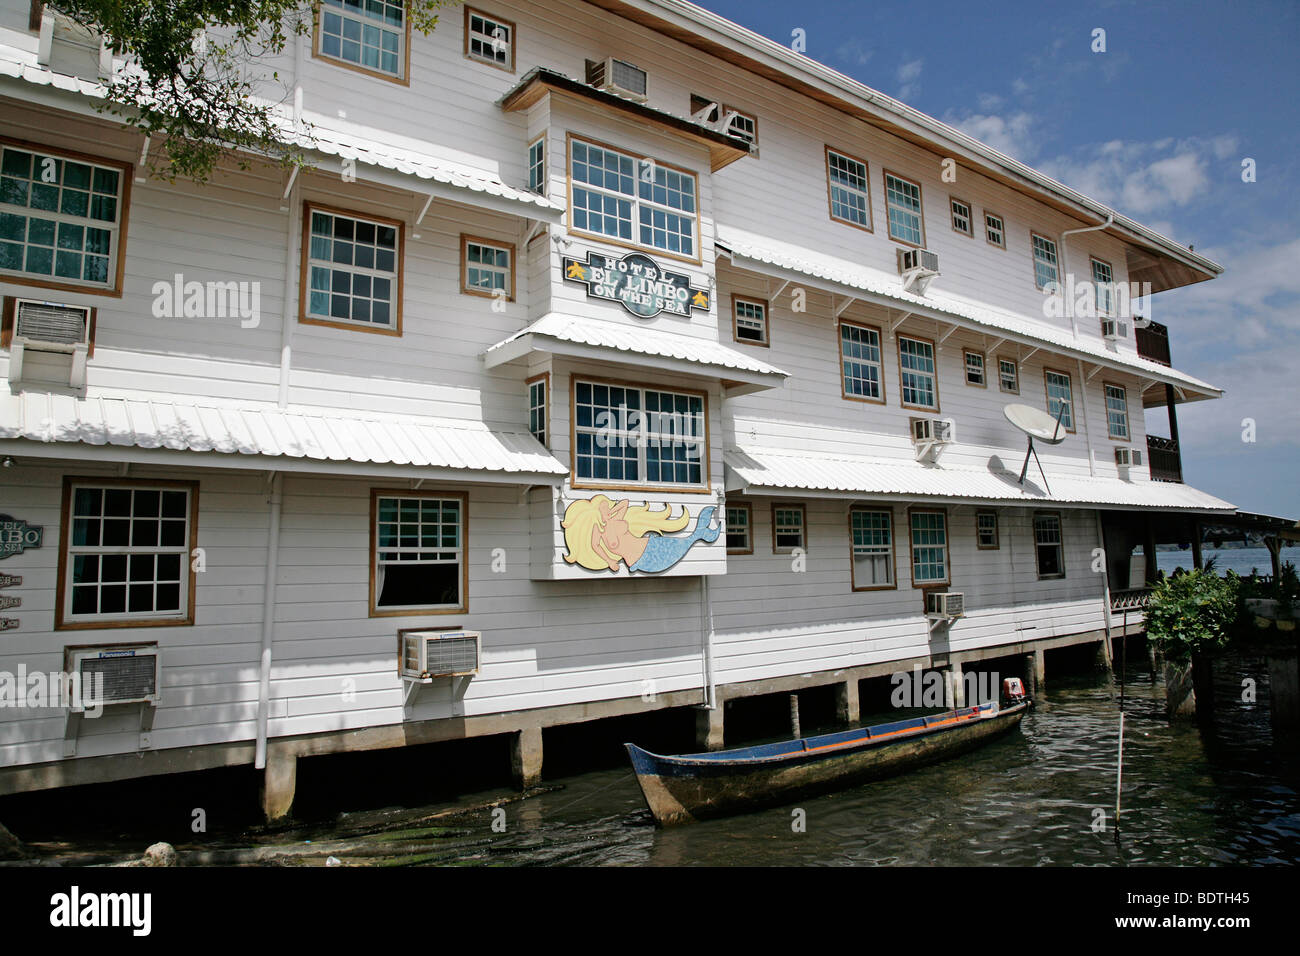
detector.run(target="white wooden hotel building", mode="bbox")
[0,0,1235,816]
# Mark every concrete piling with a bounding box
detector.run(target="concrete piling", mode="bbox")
[695,705,725,751]
[261,748,298,823]
[511,726,543,789]
[836,679,860,725]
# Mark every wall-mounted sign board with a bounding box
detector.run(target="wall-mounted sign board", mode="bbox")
[0,618,18,631]
[0,574,20,588]
[563,251,710,318]
[0,596,19,610]
[0,516,42,559]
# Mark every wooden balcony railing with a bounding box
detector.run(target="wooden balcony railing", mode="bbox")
[1147,435,1183,482]
[1110,588,1152,612]
[1135,320,1171,366]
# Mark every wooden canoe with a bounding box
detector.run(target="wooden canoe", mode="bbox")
[625,699,1030,827]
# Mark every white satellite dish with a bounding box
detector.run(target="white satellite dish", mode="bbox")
[1003,402,1069,492]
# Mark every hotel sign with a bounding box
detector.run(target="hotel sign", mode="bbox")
[0,516,41,559]
[563,251,710,318]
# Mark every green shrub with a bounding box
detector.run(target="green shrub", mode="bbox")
[1146,569,1239,664]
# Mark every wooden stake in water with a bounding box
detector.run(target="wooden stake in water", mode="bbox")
[1114,710,1125,845]
[790,693,801,740]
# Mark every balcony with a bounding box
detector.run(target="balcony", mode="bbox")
[1147,435,1183,482]
[1135,320,1171,366]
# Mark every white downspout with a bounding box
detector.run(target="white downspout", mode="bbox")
[255,472,284,769]
[1059,213,1115,340]
[1077,358,1098,477]
[277,33,304,409]
[700,573,716,708]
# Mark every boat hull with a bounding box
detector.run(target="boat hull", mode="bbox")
[626,702,1029,827]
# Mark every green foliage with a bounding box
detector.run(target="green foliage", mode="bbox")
[48,0,454,184]
[1146,568,1239,664]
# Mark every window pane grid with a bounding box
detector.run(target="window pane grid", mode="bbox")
[977,512,998,548]
[468,11,511,66]
[999,358,1019,393]
[726,506,750,551]
[735,299,766,342]
[851,509,893,586]
[840,323,882,399]
[1105,384,1129,439]
[951,199,972,235]
[528,379,546,445]
[571,140,697,257]
[1045,371,1074,429]
[965,351,985,385]
[465,240,511,295]
[827,150,869,227]
[1033,234,1060,289]
[885,173,923,245]
[573,381,704,487]
[985,213,1005,247]
[899,336,937,408]
[307,209,398,328]
[1092,258,1114,314]
[527,139,545,193]
[911,512,947,584]
[774,507,803,550]
[1034,514,1064,577]
[321,0,404,76]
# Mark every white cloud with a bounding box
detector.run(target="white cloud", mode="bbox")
[896,58,923,101]
[836,39,872,68]
[942,110,1038,161]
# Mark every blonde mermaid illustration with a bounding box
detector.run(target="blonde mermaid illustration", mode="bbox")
[562,495,720,573]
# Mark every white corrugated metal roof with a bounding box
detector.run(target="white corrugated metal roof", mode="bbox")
[483,313,789,385]
[715,225,1221,399]
[0,52,562,219]
[0,391,568,480]
[725,446,1235,512]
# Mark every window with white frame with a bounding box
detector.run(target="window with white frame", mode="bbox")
[0,142,124,289]
[1044,369,1074,430]
[950,198,973,236]
[998,357,1019,394]
[1091,257,1114,314]
[63,483,193,624]
[964,350,986,386]
[851,508,894,589]
[1034,512,1064,578]
[910,511,948,585]
[733,296,768,345]
[527,138,546,194]
[573,380,705,487]
[462,236,513,299]
[826,148,871,229]
[884,172,924,245]
[899,335,938,410]
[304,207,400,330]
[319,0,405,79]
[465,8,513,70]
[725,109,758,150]
[985,212,1005,248]
[726,503,752,554]
[1032,232,1060,289]
[976,511,998,550]
[528,376,547,446]
[840,321,883,400]
[1105,383,1130,440]
[373,493,466,612]
[773,504,805,552]
[570,139,698,258]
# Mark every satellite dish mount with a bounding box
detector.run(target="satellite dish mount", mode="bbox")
[1003,402,1069,495]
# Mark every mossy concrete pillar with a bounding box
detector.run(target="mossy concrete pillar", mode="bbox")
[695,704,725,751]
[836,679,860,724]
[511,726,543,789]
[261,747,297,823]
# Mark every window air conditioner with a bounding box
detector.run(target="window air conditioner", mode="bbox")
[897,248,940,294]
[1115,447,1145,468]
[7,299,92,387]
[64,643,161,711]
[400,630,481,683]
[912,417,955,444]
[1101,318,1129,340]
[586,57,648,102]
[926,591,965,619]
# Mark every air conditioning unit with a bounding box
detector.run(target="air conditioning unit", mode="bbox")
[64,643,161,711]
[400,630,481,683]
[912,417,955,443]
[897,248,940,294]
[1115,447,1145,468]
[7,299,92,387]
[1101,318,1129,340]
[586,57,648,102]
[926,591,965,620]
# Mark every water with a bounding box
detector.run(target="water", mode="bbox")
[1156,545,1296,578]
[17,653,1297,866]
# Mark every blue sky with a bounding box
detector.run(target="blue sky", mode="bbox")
[702,0,1300,518]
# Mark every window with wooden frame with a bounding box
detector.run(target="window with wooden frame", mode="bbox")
[898,334,939,411]
[732,295,768,346]
[316,0,410,83]
[56,478,198,629]
[726,502,752,555]
[950,197,973,237]
[1031,232,1060,290]
[371,490,468,616]
[984,212,1006,248]
[772,503,805,553]
[569,137,699,261]
[301,204,402,335]
[883,170,925,247]
[527,137,546,194]
[464,7,515,72]
[0,139,130,295]
[1033,511,1065,579]
[839,319,884,403]
[909,509,949,587]
[1044,368,1075,432]
[964,349,986,387]
[825,147,872,231]
[527,373,548,446]
[1091,257,1114,315]
[572,378,707,490]
[998,356,1019,394]
[850,507,895,590]
[461,235,514,301]
[1104,382,1130,440]
[976,511,999,550]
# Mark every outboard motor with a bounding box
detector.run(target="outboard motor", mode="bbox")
[1002,676,1028,706]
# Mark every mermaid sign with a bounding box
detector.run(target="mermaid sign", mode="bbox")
[562,496,719,574]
